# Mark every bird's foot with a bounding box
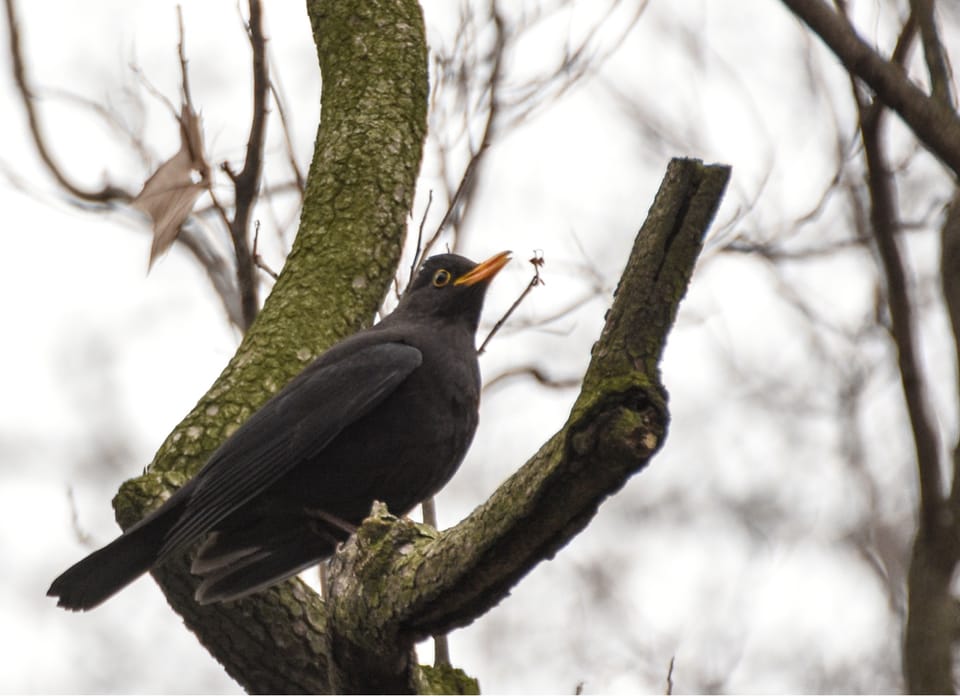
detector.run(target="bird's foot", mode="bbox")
[304,508,358,535]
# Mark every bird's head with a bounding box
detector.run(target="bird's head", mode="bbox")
[395,251,511,331]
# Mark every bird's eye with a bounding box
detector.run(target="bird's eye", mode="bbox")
[432,269,451,287]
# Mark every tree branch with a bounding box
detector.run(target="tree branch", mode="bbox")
[3,0,129,202]
[484,365,581,391]
[227,0,269,330]
[323,158,730,690]
[852,68,943,539]
[856,103,954,693]
[831,6,958,691]
[4,0,248,328]
[779,0,960,177]
[418,0,506,266]
[117,155,726,694]
[909,0,954,106]
[944,191,960,509]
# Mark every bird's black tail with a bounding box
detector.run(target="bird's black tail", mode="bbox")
[48,498,184,611]
[191,521,338,604]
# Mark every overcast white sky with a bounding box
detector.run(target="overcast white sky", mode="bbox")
[2,0,956,692]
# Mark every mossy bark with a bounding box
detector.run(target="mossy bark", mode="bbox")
[319,159,730,691]
[107,0,729,690]
[112,0,428,692]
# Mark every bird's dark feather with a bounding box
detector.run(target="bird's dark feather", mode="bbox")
[47,252,506,610]
[157,341,422,558]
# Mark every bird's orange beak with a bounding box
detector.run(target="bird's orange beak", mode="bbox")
[455,251,511,286]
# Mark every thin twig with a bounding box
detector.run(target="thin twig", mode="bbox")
[910,0,953,106]
[477,252,544,354]
[942,192,960,508]
[130,64,181,123]
[846,10,943,533]
[4,0,128,202]
[66,486,94,547]
[267,67,306,194]
[503,0,649,129]
[780,0,960,177]
[408,189,434,286]
[484,365,580,391]
[420,497,451,667]
[176,6,194,109]
[228,0,270,330]
[6,0,244,329]
[665,656,675,695]
[252,220,279,280]
[175,7,208,184]
[43,86,154,167]
[417,0,507,269]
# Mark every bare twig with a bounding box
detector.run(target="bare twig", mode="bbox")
[780,0,960,176]
[848,34,943,536]
[130,64,181,123]
[665,656,675,695]
[224,0,270,330]
[910,0,954,106]
[42,86,154,167]
[499,289,600,334]
[65,486,94,547]
[268,68,306,194]
[944,192,960,508]
[5,0,129,202]
[408,190,434,287]
[252,220,279,280]
[417,1,507,269]
[838,12,954,689]
[420,497,451,667]
[502,0,649,129]
[477,252,544,354]
[484,365,580,391]
[176,7,195,113]
[3,0,255,330]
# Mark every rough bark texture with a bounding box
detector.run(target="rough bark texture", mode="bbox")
[318,159,730,693]
[106,0,729,691]
[117,158,728,694]
[112,0,428,692]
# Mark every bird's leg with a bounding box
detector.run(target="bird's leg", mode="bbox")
[304,508,358,536]
[318,561,328,600]
[304,512,352,602]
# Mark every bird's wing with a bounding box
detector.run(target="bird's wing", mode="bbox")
[157,341,422,557]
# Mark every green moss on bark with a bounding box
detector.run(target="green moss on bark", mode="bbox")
[106,1,430,692]
[415,664,481,695]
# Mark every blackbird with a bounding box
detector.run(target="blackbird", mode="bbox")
[48,251,510,610]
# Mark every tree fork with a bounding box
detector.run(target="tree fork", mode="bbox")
[320,158,730,692]
[109,0,729,690]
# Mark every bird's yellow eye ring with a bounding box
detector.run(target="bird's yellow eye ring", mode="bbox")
[432,269,451,287]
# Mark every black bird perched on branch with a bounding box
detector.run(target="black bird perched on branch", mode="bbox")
[48,251,510,610]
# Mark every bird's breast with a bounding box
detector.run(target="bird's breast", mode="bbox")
[288,336,481,522]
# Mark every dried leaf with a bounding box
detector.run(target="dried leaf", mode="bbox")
[133,105,208,270]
